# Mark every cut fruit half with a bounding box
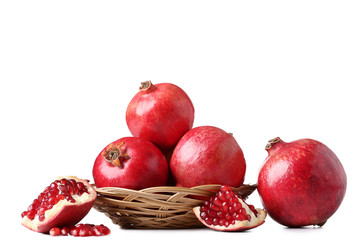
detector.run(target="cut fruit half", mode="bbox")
[21,176,97,233]
[193,185,266,231]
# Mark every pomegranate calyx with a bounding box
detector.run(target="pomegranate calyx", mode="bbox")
[103,142,130,168]
[265,137,285,153]
[139,80,152,91]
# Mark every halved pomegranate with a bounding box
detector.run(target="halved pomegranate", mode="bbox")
[193,185,266,231]
[21,176,97,233]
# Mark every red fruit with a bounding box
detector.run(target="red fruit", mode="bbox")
[60,226,70,235]
[170,126,246,187]
[193,185,267,231]
[66,224,111,236]
[257,137,347,227]
[21,176,96,233]
[49,227,60,236]
[93,137,168,189]
[126,81,195,151]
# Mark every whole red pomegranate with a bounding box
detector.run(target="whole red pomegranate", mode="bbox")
[93,137,168,190]
[257,137,347,227]
[170,126,246,188]
[126,81,195,151]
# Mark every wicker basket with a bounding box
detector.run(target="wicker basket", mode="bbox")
[93,184,256,229]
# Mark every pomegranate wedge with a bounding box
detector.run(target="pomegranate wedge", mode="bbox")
[21,176,96,233]
[193,185,266,231]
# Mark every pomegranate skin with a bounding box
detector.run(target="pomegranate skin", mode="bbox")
[126,81,195,151]
[93,137,168,190]
[257,137,347,227]
[170,126,246,188]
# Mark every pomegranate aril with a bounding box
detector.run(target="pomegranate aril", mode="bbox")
[69,227,79,236]
[99,225,111,235]
[225,191,234,200]
[228,206,235,215]
[69,179,77,188]
[38,207,46,215]
[91,225,102,236]
[60,226,70,235]
[49,227,61,236]
[205,217,213,225]
[208,210,216,218]
[233,201,241,212]
[77,182,85,190]
[219,219,225,226]
[222,202,229,212]
[37,194,44,201]
[217,192,227,202]
[208,203,217,211]
[48,197,58,205]
[220,185,232,192]
[249,204,258,217]
[217,211,225,218]
[200,205,209,212]
[79,227,90,237]
[27,210,36,220]
[59,185,68,193]
[39,214,45,222]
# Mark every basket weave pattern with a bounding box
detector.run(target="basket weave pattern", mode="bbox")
[93,184,256,229]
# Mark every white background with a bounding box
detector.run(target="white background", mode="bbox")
[1,0,359,239]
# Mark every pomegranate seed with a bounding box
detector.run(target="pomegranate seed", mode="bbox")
[222,202,229,212]
[27,210,36,220]
[249,204,258,217]
[217,192,226,202]
[213,197,222,207]
[100,225,111,235]
[205,217,213,225]
[49,227,61,236]
[60,226,70,235]
[69,227,79,236]
[91,225,102,236]
[208,210,216,218]
[38,214,45,221]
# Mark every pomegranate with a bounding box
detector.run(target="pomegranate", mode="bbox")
[126,81,195,150]
[257,137,347,227]
[49,224,110,236]
[21,176,97,233]
[193,185,266,231]
[170,126,246,187]
[93,137,168,189]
